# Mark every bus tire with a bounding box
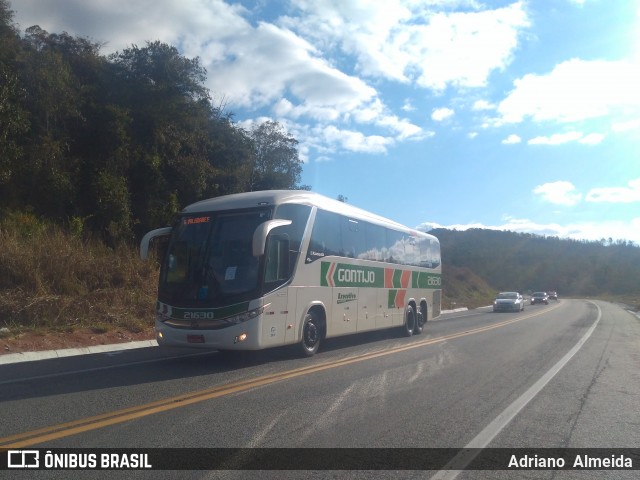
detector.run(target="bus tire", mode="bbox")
[402,304,416,337]
[415,305,425,335]
[300,312,321,357]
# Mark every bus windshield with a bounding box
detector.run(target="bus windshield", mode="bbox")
[158,208,272,306]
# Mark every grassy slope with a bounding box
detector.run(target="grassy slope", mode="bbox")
[441,264,496,310]
[0,214,159,335]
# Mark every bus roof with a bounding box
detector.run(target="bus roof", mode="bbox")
[183,190,435,239]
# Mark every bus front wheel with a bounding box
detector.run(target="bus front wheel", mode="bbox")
[300,312,321,357]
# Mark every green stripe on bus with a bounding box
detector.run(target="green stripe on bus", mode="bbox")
[321,261,384,287]
[388,290,396,309]
[412,271,443,288]
[392,269,402,288]
[321,261,331,287]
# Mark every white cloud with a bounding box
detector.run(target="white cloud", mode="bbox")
[408,3,531,90]
[526,131,604,145]
[319,125,393,154]
[432,107,455,122]
[401,99,416,112]
[586,178,640,203]
[273,98,340,122]
[502,134,521,144]
[472,100,496,111]
[209,22,378,110]
[612,119,640,133]
[498,58,640,124]
[283,0,530,90]
[281,0,414,82]
[578,133,605,145]
[528,131,584,145]
[377,115,426,140]
[349,98,425,140]
[13,0,249,56]
[533,181,583,206]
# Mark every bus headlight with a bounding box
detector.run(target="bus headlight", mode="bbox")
[225,304,269,325]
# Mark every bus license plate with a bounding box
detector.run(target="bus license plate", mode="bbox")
[187,335,205,344]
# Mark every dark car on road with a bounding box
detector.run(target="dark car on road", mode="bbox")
[547,291,558,300]
[531,292,549,305]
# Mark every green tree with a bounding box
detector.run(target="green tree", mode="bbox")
[248,120,305,191]
[0,0,29,197]
[109,41,216,234]
[6,26,85,219]
[202,112,254,198]
[94,170,132,245]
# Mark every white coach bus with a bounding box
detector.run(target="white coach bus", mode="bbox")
[140,190,441,356]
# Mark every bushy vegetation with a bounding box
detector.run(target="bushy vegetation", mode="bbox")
[0,212,159,333]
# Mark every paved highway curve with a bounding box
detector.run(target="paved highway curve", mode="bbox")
[0,299,638,479]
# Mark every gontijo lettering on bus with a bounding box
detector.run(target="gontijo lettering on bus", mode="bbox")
[321,262,384,287]
[321,261,441,289]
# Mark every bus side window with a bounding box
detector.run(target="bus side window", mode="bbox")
[417,236,437,268]
[306,209,341,262]
[385,229,405,264]
[341,217,365,259]
[364,223,386,261]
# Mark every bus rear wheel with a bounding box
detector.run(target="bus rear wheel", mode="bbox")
[402,304,416,337]
[300,312,321,357]
[415,305,425,335]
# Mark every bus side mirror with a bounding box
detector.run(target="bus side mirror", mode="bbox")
[252,219,292,257]
[140,227,172,260]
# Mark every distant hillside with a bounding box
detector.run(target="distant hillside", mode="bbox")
[432,228,640,298]
[441,264,496,310]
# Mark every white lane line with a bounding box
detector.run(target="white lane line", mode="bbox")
[430,301,602,480]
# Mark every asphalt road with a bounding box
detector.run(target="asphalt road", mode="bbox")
[1,299,638,479]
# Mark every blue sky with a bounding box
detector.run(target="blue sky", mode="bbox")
[10,0,640,243]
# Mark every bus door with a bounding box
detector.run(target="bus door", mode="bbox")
[357,287,377,332]
[331,287,358,336]
[261,289,287,347]
[377,289,394,329]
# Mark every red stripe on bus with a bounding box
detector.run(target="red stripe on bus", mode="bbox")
[395,290,406,309]
[401,270,411,289]
[327,263,336,287]
[385,268,394,288]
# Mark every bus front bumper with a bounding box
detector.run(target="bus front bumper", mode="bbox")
[154,319,262,350]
